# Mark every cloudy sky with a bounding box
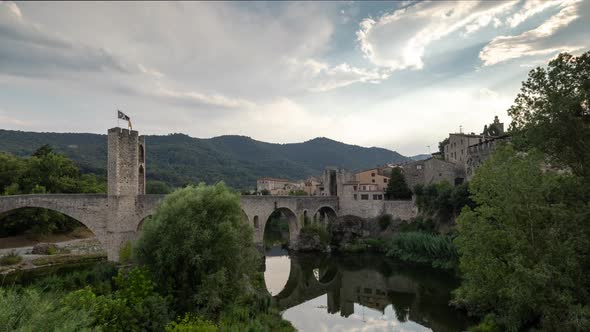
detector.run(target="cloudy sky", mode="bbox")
[1,1,588,155]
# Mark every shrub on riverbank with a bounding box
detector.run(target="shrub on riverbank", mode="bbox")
[0,288,96,331]
[0,252,22,266]
[134,183,261,314]
[340,238,387,253]
[386,232,458,270]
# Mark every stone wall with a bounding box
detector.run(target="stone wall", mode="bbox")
[403,158,464,189]
[338,199,417,220]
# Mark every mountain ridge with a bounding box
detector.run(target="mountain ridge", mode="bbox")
[0,129,413,189]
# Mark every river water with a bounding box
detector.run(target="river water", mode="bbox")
[264,248,474,332]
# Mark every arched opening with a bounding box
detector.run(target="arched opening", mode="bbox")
[139,144,145,163]
[263,207,297,252]
[137,215,153,232]
[313,206,337,225]
[0,207,104,264]
[301,210,310,226]
[138,165,145,194]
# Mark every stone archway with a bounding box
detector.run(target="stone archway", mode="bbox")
[313,206,338,225]
[263,207,299,248]
[0,205,107,254]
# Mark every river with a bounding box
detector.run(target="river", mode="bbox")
[264,248,474,332]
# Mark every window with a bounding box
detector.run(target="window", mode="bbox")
[353,185,357,191]
[353,194,357,200]
[417,165,422,170]
[364,288,372,294]
[371,179,375,183]
[373,194,382,200]
[361,194,369,200]
[383,178,387,183]
[371,172,375,177]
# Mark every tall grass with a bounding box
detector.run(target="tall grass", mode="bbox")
[386,232,458,270]
[0,288,95,332]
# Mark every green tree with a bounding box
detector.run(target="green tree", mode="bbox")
[133,183,261,314]
[386,168,412,200]
[288,189,308,196]
[146,180,173,194]
[0,148,106,236]
[438,137,450,155]
[508,51,590,178]
[453,145,590,330]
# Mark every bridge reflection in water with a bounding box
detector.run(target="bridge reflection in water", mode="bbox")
[264,251,474,332]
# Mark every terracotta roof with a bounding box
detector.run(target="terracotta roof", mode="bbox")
[257,177,292,182]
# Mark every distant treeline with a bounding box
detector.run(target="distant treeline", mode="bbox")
[0,131,410,189]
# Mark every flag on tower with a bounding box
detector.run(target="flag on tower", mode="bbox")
[118,110,130,121]
[117,110,132,130]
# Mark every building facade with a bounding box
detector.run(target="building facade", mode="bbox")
[465,135,510,180]
[256,177,303,196]
[402,158,464,189]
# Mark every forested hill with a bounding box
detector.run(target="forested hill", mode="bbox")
[0,129,410,189]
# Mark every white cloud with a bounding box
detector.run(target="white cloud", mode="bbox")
[286,58,391,92]
[2,1,21,19]
[480,0,584,66]
[152,87,257,110]
[356,1,517,70]
[506,0,565,28]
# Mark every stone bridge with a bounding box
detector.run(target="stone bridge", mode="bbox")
[0,193,340,261]
[0,127,417,261]
[240,195,339,246]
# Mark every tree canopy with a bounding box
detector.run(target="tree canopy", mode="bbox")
[0,146,106,236]
[453,51,590,331]
[385,168,412,200]
[508,51,590,178]
[133,183,261,314]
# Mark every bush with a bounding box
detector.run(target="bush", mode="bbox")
[398,216,437,233]
[218,305,294,332]
[339,238,387,253]
[300,223,330,245]
[0,288,95,331]
[166,314,218,332]
[0,252,22,266]
[32,262,118,294]
[378,214,392,231]
[386,232,458,270]
[133,183,261,314]
[119,241,133,264]
[62,267,171,331]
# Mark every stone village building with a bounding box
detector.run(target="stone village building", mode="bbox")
[255,117,510,200]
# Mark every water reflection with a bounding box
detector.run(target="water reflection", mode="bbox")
[264,252,473,332]
[264,247,291,296]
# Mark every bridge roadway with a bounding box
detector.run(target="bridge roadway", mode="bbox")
[0,194,339,261]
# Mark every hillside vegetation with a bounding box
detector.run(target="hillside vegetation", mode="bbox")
[0,130,409,189]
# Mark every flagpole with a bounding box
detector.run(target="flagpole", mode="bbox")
[117,110,120,128]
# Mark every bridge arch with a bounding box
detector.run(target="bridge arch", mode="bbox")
[313,205,338,224]
[0,196,107,238]
[263,207,299,246]
[137,214,153,231]
[0,205,108,254]
[271,254,341,311]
